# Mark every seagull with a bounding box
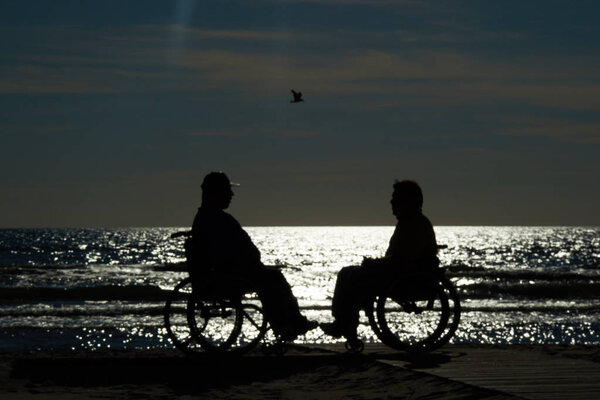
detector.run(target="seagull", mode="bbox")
[290,89,304,103]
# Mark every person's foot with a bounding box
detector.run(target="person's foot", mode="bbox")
[319,322,343,338]
[280,319,318,341]
[305,319,319,332]
[296,318,319,336]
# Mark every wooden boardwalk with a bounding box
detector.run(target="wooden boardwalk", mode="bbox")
[4,345,600,399]
[316,343,600,400]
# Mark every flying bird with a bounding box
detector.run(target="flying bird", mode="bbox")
[290,89,304,103]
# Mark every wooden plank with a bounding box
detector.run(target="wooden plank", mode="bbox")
[372,345,600,400]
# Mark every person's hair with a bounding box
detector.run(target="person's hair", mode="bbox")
[393,180,423,211]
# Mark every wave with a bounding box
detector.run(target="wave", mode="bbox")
[458,280,600,299]
[443,266,600,299]
[446,264,600,278]
[0,285,170,301]
[2,304,600,318]
[2,302,600,319]
[0,262,189,272]
[2,261,599,272]
[2,281,600,306]
[0,305,167,317]
[460,304,600,312]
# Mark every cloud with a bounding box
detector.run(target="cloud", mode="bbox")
[189,130,245,137]
[5,44,599,114]
[2,23,600,114]
[181,27,310,41]
[492,85,600,111]
[277,130,320,138]
[1,124,76,136]
[175,48,600,112]
[489,116,600,144]
[176,47,571,85]
[276,0,429,5]
[363,82,600,110]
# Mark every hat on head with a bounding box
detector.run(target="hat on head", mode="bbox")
[201,171,239,191]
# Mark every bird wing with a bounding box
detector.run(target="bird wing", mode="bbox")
[290,89,303,102]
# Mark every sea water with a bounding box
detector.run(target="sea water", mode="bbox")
[0,226,599,352]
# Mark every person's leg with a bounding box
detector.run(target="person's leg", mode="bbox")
[329,266,361,337]
[324,265,372,340]
[252,267,313,339]
[326,260,392,341]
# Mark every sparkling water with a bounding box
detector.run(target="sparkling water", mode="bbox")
[1,226,599,352]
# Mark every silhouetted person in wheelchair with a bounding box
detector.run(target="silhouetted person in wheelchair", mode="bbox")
[321,180,438,346]
[188,172,317,341]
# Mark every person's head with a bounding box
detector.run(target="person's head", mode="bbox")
[201,171,237,209]
[391,180,423,217]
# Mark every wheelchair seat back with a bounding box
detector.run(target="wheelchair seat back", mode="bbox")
[184,236,254,302]
[387,270,440,302]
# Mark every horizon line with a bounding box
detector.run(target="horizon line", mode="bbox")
[1,225,599,229]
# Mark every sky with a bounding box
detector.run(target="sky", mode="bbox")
[1,0,599,227]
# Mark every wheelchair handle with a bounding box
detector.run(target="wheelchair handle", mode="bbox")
[170,230,192,239]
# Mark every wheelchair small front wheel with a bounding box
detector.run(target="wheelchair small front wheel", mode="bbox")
[188,296,242,352]
[345,339,364,353]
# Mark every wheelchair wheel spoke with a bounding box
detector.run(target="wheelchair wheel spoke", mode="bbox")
[375,282,450,352]
[243,309,263,330]
[234,299,268,353]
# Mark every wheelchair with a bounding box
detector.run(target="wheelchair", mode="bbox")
[350,246,460,353]
[164,231,277,355]
[164,275,273,355]
[360,268,460,353]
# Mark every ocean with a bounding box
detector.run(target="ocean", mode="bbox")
[1,226,599,352]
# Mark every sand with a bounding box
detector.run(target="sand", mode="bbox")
[2,344,600,399]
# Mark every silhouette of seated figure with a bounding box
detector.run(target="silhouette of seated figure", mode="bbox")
[321,180,439,344]
[189,172,317,341]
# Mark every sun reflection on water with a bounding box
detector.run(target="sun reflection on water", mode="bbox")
[1,226,600,351]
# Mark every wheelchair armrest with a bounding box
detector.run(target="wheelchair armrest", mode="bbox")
[170,230,192,239]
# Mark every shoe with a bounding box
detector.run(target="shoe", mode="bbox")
[280,319,319,342]
[280,331,298,342]
[320,322,343,338]
[306,319,319,331]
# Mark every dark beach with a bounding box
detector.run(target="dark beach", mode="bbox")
[3,344,600,399]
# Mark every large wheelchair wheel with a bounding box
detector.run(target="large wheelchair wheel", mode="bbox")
[166,277,269,355]
[164,277,204,354]
[234,290,268,352]
[187,295,242,353]
[427,275,461,350]
[375,281,450,352]
[367,296,383,341]
[187,288,268,355]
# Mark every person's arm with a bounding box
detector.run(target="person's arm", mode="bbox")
[384,215,436,265]
[234,227,262,264]
[220,213,262,267]
[384,221,416,263]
